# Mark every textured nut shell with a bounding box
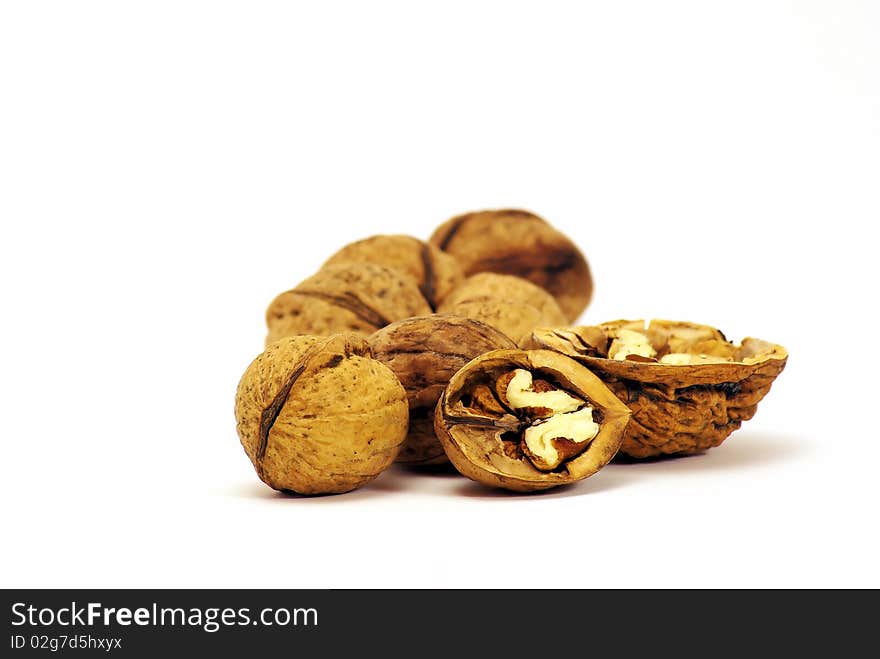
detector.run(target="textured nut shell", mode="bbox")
[438,297,557,345]
[522,320,788,458]
[234,334,409,494]
[322,234,465,309]
[265,263,432,344]
[435,349,631,492]
[368,315,515,465]
[429,209,592,322]
[440,273,568,326]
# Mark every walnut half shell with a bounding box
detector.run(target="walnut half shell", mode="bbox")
[434,349,631,492]
[522,319,788,458]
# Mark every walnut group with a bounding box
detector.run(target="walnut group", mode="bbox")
[235,209,788,494]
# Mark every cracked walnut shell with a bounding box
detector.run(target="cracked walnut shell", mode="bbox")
[234,333,409,495]
[322,234,465,309]
[437,274,568,344]
[265,263,432,344]
[434,349,631,492]
[522,320,788,458]
[368,314,515,466]
[429,209,593,322]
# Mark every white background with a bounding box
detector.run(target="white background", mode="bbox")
[2,1,878,588]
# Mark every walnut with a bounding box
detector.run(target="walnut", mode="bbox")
[437,273,568,344]
[322,234,465,309]
[434,349,631,491]
[234,334,409,495]
[440,273,568,324]
[522,319,788,458]
[429,209,592,322]
[265,263,432,344]
[368,314,515,466]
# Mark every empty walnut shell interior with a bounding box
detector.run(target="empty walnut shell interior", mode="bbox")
[522,320,788,458]
[435,349,631,491]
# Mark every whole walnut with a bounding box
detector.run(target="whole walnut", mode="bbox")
[265,263,432,345]
[368,314,515,465]
[234,334,409,495]
[522,319,788,458]
[441,273,567,324]
[437,274,568,344]
[429,209,593,322]
[322,234,464,309]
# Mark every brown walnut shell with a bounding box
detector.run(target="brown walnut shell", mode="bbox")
[437,274,568,344]
[437,299,553,346]
[234,333,409,495]
[434,349,631,492]
[522,319,788,458]
[368,315,515,466]
[440,273,568,325]
[265,263,432,344]
[322,234,465,309]
[429,209,593,322]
